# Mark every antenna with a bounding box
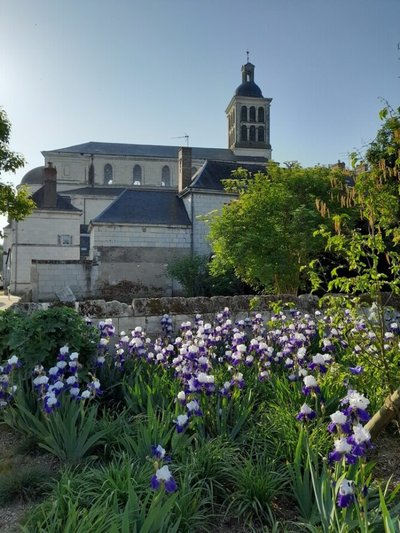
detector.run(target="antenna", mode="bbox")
[171,134,189,147]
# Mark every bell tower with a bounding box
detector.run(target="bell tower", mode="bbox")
[226,60,272,159]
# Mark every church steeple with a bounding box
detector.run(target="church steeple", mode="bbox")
[241,62,255,84]
[226,61,272,159]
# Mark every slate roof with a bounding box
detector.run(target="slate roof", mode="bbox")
[62,186,127,196]
[32,187,81,212]
[189,160,267,191]
[92,189,191,226]
[20,166,46,185]
[45,142,267,163]
[235,81,263,98]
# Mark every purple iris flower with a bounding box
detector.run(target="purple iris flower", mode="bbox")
[349,366,363,375]
[296,403,316,422]
[174,414,189,433]
[151,465,177,493]
[337,479,355,508]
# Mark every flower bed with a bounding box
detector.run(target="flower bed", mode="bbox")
[0,303,399,531]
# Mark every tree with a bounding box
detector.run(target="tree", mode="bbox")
[309,105,400,436]
[167,254,251,297]
[0,108,35,226]
[207,163,350,294]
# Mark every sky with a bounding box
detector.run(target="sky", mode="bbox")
[0,0,399,223]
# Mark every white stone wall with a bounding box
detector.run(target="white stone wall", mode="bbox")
[7,211,81,295]
[92,224,191,248]
[68,195,117,225]
[44,153,205,190]
[191,191,236,256]
[31,260,98,301]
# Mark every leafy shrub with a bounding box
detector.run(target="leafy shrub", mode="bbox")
[167,254,251,297]
[4,306,99,370]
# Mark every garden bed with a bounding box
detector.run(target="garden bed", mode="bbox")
[1,303,400,531]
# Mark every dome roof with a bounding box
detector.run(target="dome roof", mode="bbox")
[20,166,46,185]
[235,81,263,98]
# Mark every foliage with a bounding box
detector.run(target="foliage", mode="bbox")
[21,456,215,533]
[167,254,250,297]
[0,462,55,506]
[0,107,35,225]
[224,453,289,527]
[308,105,400,404]
[365,103,400,170]
[1,304,400,531]
[207,163,350,294]
[1,306,99,369]
[6,392,109,464]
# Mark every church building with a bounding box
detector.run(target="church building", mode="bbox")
[3,62,272,301]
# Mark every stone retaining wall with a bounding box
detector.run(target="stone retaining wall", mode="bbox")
[10,293,400,336]
[10,294,317,336]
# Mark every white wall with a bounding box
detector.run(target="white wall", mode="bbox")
[191,191,236,256]
[92,223,191,248]
[7,210,81,295]
[44,153,205,190]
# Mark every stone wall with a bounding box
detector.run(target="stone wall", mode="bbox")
[31,260,99,302]
[12,294,320,336]
[12,293,400,338]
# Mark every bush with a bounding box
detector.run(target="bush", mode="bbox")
[167,254,252,297]
[1,306,99,369]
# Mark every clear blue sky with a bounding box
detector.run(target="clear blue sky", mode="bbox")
[1,0,399,190]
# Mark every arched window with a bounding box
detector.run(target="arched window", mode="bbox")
[249,126,256,142]
[258,126,265,142]
[161,165,170,187]
[104,164,113,184]
[258,107,264,123]
[240,125,247,142]
[240,106,247,122]
[249,106,256,122]
[133,164,142,185]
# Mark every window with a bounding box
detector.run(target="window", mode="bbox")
[249,125,256,142]
[63,166,70,177]
[258,126,265,142]
[133,164,142,185]
[249,106,256,122]
[161,165,171,187]
[258,107,264,123]
[58,234,73,246]
[240,125,247,142]
[240,105,247,122]
[104,164,113,184]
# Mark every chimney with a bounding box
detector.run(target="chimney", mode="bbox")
[43,162,57,208]
[178,147,192,192]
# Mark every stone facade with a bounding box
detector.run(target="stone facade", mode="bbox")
[3,210,81,295]
[4,61,272,301]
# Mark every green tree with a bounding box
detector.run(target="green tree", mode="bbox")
[0,108,35,226]
[207,163,349,294]
[167,254,250,297]
[308,106,400,431]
